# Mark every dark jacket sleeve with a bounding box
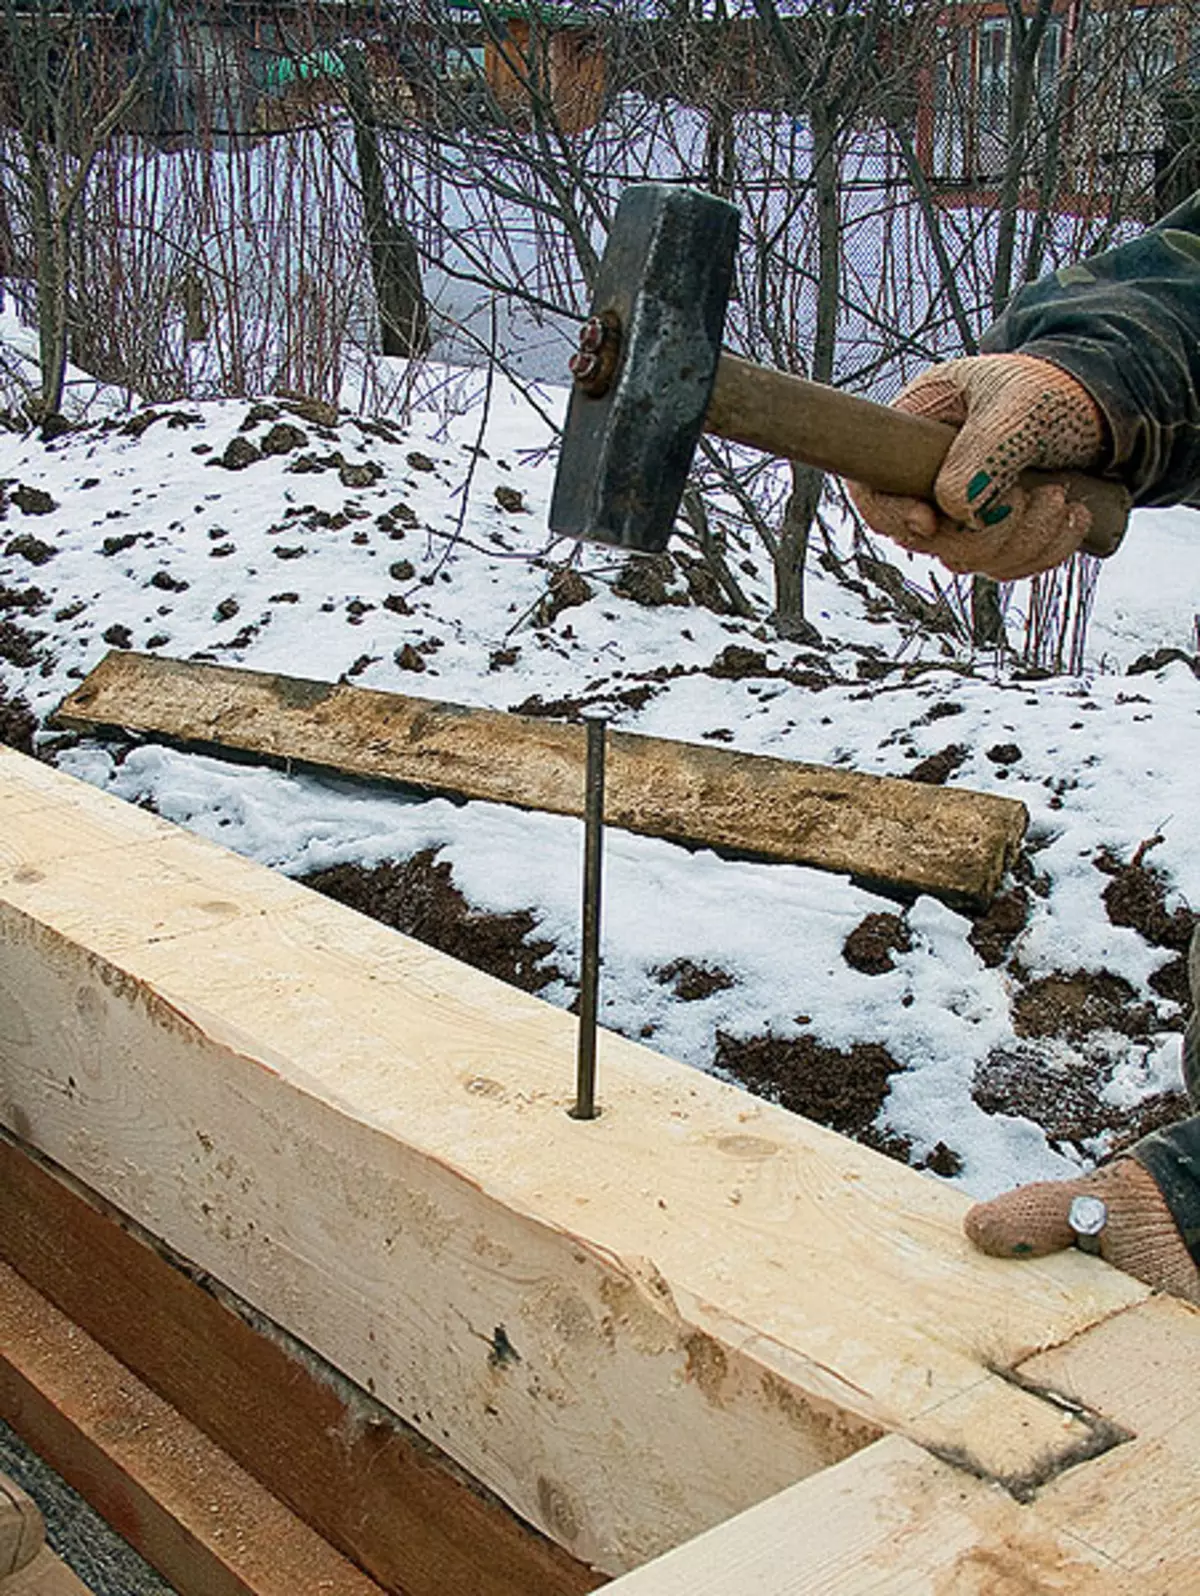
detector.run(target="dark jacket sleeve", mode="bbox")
[980,191,1200,508]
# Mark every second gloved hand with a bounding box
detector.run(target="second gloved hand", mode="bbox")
[848,354,1106,581]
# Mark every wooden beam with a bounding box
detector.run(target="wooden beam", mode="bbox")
[0,1263,385,1596]
[0,746,1141,1576]
[0,1473,43,1581]
[2,1548,94,1596]
[52,650,1026,905]
[0,1138,603,1596]
[600,1296,1200,1594]
[595,1434,1132,1594]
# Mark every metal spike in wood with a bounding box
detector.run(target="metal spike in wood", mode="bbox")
[570,713,608,1121]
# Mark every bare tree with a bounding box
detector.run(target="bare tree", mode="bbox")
[0,0,169,418]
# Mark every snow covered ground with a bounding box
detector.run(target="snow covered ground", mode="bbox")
[2,359,1198,1202]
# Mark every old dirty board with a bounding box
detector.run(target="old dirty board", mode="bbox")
[2,1548,94,1596]
[601,1296,1200,1594]
[1,1468,43,1581]
[52,650,1027,905]
[0,747,1143,1578]
[0,1263,385,1596]
[0,1138,602,1596]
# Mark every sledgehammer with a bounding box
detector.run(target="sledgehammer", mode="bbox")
[548,183,1130,557]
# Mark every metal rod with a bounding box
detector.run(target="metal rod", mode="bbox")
[570,713,607,1120]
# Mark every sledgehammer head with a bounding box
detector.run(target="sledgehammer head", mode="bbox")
[549,183,739,553]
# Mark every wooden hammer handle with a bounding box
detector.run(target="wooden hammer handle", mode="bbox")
[705,354,1130,558]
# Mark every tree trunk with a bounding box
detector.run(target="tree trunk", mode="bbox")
[27,153,68,418]
[772,95,840,621]
[342,46,430,361]
[992,0,1052,319]
[773,461,822,621]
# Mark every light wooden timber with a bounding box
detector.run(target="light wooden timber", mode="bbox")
[0,745,1146,1576]
[0,1263,385,1596]
[0,1136,602,1596]
[52,650,1027,906]
[601,1295,1200,1593]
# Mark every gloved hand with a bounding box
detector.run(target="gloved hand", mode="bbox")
[848,353,1107,581]
[964,1158,1200,1304]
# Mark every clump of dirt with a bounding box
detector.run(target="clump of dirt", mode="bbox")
[302,850,561,994]
[714,1030,907,1156]
[1126,646,1200,679]
[0,681,36,754]
[0,584,47,613]
[907,743,969,785]
[9,485,56,515]
[5,532,56,565]
[842,912,911,975]
[986,742,1022,766]
[654,959,736,1001]
[673,550,728,614]
[612,554,683,609]
[973,1044,1189,1153]
[1095,839,1194,952]
[534,567,593,627]
[1149,957,1191,1008]
[920,1141,964,1177]
[494,485,526,514]
[1012,969,1158,1044]
[0,617,43,668]
[969,887,1030,968]
[707,644,772,681]
[218,437,261,471]
[260,422,308,457]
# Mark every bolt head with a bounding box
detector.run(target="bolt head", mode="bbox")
[578,316,605,353]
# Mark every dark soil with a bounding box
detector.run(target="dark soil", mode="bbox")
[654,959,736,1001]
[612,554,682,609]
[969,887,1031,968]
[0,618,43,668]
[973,1044,1190,1155]
[1096,840,1194,952]
[907,743,969,785]
[9,485,56,516]
[707,644,772,681]
[0,584,48,613]
[534,567,593,627]
[842,912,911,975]
[714,1030,909,1158]
[302,850,561,994]
[0,682,36,754]
[1012,969,1159,1044]
[5,533,56,565]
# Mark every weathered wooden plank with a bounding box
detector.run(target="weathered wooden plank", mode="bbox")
[0,1137,603,1596]
[2,1548,94,1596]
[0,746,1142,1577]
[0,1472,42,1581]
[0,1264,385,1596]
[52,650,1027,905]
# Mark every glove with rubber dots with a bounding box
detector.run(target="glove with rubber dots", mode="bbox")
[848,353,1107,581]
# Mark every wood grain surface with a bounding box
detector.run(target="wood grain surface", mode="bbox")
[0,745,1144,1576]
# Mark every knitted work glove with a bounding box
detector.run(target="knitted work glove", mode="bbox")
[849,354,1106,581]
[964,1158,1200,1304]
